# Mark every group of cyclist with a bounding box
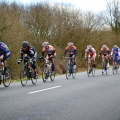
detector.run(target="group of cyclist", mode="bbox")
[0,41,119,77]
[85,44,120,74]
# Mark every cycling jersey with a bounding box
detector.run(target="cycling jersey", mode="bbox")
[111,47,120,62]
[64,46,77,56]
[20,46,36,61]
[85,48,96,57]
[100,47,110,56]
[42,45,56,57]
[0,42,10,61]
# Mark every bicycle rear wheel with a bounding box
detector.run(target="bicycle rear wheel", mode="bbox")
[20,65,28,86]
[31,67,38,85]
[3,66,12,87]
[42,66,48,82]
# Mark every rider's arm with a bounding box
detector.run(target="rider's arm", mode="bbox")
[64,50,67,57]
[20,48,23,60]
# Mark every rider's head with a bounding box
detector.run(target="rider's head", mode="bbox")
[87,45,92,50]
[68,42,73,48]
[102,45,107,49]
[22,41,29,50]
[113,45,118,49]
[42,42,49,48]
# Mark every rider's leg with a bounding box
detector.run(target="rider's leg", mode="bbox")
[3,51,10,74]
[51,58,55,72]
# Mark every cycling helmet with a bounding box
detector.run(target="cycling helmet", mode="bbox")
[42,42,49,47]
[87,45,92,49]
[22,41,29,48]
[68,42,73,47]
[102,45,107,49]
[113,45,118,48]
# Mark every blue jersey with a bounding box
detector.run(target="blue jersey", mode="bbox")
[111,47,120,57]
[0,42,9,55]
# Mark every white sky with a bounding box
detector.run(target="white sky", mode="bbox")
[3,0,107,13]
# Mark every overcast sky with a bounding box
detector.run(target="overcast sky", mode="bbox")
[2,0,107,13]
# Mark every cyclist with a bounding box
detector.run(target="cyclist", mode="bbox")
[64,42,77,69]
[17,41,37,78]
[39,42,56,73]
[84,45,96,68]
[110,45,120,67]
[0,42,10,75]
[98,45,110,73]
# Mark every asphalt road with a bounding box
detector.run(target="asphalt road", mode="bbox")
[0,68,120,120]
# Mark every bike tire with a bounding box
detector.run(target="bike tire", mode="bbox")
[3,66,12,87]
[31,67,38,85]
[42,66,48,82]
[20,65,28,86]
[92,68,95,76]
[72,67,76,78]
[66,65,71,79]
[50,71,55,81]
[87,64,91,77]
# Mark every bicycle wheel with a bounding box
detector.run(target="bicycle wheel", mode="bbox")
[42,66,48,82]
[3,66,12,87]
[31,67,38,85]
[92,67,95,76]
[66,65,71,79]
[20,65,28,86]
[87,63,91,77]
[50,70,55,81]
[102,61,106,75]
[72,67,76,78]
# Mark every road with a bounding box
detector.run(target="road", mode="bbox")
[0,69,120,120]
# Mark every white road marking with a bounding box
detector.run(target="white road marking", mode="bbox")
[27,86,61,94]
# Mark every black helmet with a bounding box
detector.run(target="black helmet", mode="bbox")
[22,41,28,48]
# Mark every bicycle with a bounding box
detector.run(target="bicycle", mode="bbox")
[40,57,55,82]
[0,61,12,87]
[64,57,76,79]
[85,57,95,77]
[99,56,109,75]
[112,56,119,74]
[19,57,38,86]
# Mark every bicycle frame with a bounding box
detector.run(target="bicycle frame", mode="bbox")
[64,57,76,79]
[112,56,119,74]
[86,57,95,77]
[40,57,55,82]
[20,58,37,86]
[102,57,109,75]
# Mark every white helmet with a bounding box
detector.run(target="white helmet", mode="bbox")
[87,45,92,49]
[113,45,118,48]
[68,42,73,47]
[102,45,107,49]
[42,42,49,47]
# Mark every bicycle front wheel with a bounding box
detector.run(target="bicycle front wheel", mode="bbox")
[50,71,55,81]
[42,66,48,82]
[66,65,71,79]
[20,65,28,86]
[3,66,12,87]
[72,68,76,78]
[92,68,95,76]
